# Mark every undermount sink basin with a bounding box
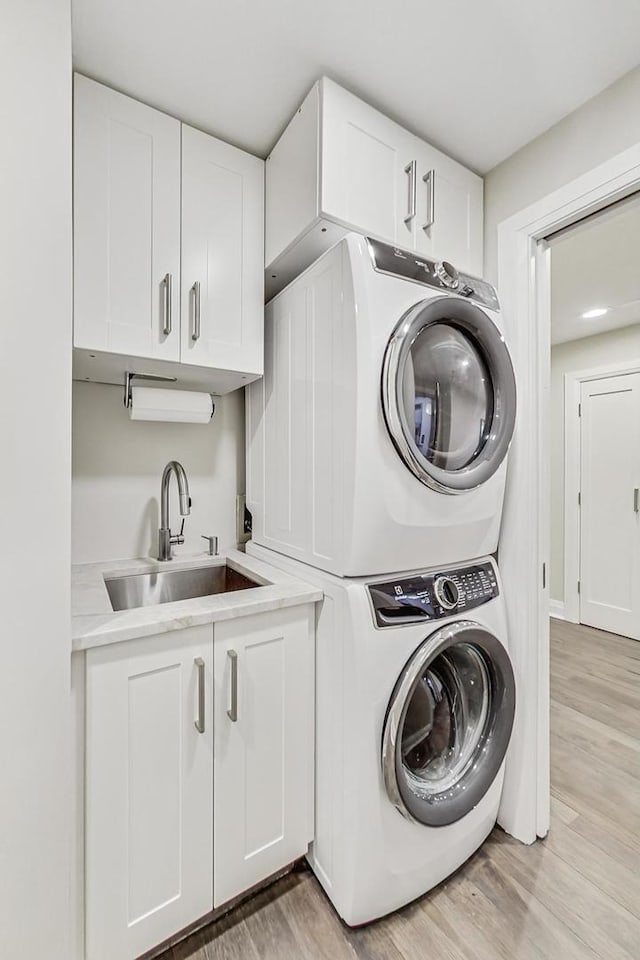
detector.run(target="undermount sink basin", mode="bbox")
[104,564,263,612]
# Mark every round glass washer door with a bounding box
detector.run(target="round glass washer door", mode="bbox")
[381,297,516,493]
[381,621,515,827]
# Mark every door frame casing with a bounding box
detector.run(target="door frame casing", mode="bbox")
[563,361,640,624]
[496,141,640,844]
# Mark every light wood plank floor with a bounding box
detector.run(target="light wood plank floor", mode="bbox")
[167,619,640,960]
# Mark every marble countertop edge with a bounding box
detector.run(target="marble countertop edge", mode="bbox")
[71,548,323,652]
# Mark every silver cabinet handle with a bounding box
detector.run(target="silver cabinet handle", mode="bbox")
[161,273,172,336]
[422,169,435,231]
[634,488,639,513]
[191,281,201,341]
[227,649,238,722]
[404,160,416,225]
[194,657,205,733]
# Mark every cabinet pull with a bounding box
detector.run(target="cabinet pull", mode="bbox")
[191,281,201,341]
[227,649,238,722]
[634,487,639,513]
[161,273,172,336]
[422,169,435,231]
[403,160,417,225]
[194,657,205,733]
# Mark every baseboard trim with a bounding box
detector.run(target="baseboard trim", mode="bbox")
[549,599,566,620]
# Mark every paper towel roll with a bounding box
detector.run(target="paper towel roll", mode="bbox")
[128,387,214,423]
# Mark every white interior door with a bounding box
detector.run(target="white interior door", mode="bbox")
[579,372,640,639]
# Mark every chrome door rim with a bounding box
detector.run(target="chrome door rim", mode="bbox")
[381,621,516,827]
[381,296,517,494]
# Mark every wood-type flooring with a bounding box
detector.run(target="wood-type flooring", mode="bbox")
[164,618,640,960]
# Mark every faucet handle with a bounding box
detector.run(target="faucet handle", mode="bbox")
[202,535,219,556]
[168,517,186,548]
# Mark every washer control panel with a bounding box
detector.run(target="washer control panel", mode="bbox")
[366,236,500,311]
[368,561,499,628]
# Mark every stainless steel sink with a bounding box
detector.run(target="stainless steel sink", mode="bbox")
[104,564,263,611]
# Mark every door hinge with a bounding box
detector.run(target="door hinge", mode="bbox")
[578,491,581,507]
[542,562,546,589]
[578,402,581,417]
[577,580,581,595]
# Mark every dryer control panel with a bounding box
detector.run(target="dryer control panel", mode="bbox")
[366,237,500,311]
[368,561,499,628]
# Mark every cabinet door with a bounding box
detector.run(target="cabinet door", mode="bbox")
[415,146,483,276]
[85,627,213,960]
[213,606,315,907]
[73,75,181,360]
[181,125,264,375]
[321,78,416,249]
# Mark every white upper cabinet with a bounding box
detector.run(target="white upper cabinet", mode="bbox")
[73,75,264,393]
[413,141,483,273]
[320,80,418,250]
[265,77,483,298]
[74,75,181,361]
[181,125,264,374]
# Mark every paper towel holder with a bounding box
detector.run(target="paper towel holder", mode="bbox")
[123,371,177,409]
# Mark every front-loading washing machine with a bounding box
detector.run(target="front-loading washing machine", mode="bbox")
[247,542,516,925]
[247,233,517,577]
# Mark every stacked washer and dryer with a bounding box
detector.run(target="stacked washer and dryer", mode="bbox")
[246,233,517,925]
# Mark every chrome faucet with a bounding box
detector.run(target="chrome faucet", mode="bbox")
[158,460,191,561]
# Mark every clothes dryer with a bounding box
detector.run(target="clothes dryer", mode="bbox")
[247,234,516,576]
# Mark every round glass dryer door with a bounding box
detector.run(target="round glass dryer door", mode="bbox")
[381,297,516,493]
[381,622,515,826]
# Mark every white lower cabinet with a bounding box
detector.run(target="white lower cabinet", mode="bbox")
[85,626,214,960]
[213,606,315,906]
[83,605,315,960]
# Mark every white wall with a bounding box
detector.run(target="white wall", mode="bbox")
[484,65,640,284]
[550,324,640,603]
[72,383,245,562]
[0,2,72,957]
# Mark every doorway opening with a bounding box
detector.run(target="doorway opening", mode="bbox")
[547,192,640,641]
[496,141,640,845]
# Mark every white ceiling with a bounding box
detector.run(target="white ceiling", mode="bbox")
[71,0,640,173]
[550,195,640,345]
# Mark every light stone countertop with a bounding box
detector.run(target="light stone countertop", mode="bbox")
[72,548,323,652]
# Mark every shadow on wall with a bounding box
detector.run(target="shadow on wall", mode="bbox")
[71,381,245,563]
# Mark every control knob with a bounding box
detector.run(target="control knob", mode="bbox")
[434,575,460,610]
[434,260,459,289]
